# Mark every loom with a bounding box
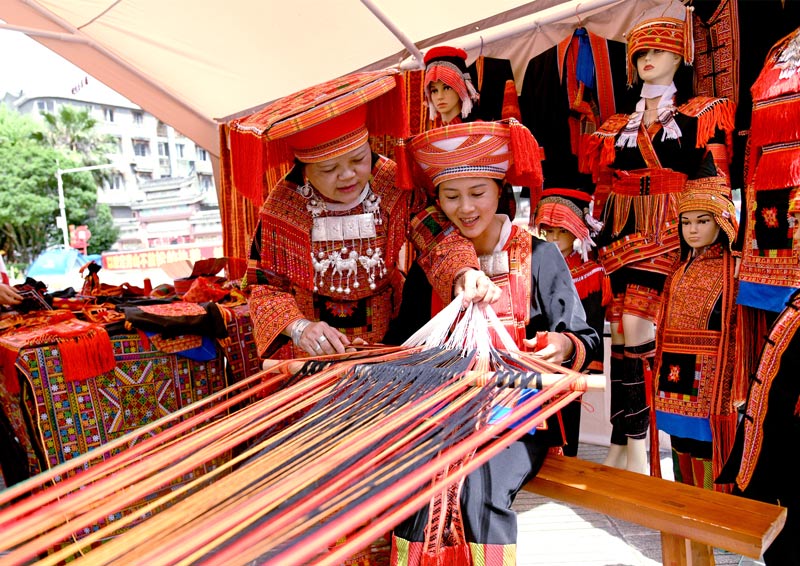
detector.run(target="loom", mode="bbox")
[0,298,600,566]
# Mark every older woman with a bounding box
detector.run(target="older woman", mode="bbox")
[229,70,499,363]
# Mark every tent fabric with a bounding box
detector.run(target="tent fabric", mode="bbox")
[0,0,673,277]
[0,0,670,159]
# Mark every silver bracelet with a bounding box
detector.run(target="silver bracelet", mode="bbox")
[290,319,312,347]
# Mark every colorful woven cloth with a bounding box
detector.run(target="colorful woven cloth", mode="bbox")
[0,314,115,395]
[17,332,226,469]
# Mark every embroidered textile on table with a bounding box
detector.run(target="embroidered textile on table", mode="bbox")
[16,332,227,478]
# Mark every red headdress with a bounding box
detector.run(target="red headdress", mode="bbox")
[534,188,602,261]
[408,119,543,203]
[625,1,694,86]
[423,46,480,120]
[227,69,409,201]
[678,176,738,249]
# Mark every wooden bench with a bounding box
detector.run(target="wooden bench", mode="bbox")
[524,455,787,566]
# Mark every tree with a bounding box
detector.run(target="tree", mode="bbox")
[86,203,119,255]
[0,105,97,265]
[33,105,118,186]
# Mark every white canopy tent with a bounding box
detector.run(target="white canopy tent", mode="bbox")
[0,0,670,160]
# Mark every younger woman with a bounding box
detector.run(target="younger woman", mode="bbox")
[388,120,599,566]
[653,177,740,492]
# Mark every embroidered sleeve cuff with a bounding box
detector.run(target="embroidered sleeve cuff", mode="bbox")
[250,284,305,358]
[410,206,479,303]
[564,332,587,372]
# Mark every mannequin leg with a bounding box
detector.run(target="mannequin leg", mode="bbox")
[625,438,649,475]
[621,314,656,475]
[604,336,627,468]
[603,443,627,468]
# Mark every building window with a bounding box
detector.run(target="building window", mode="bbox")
[36,100,55,113]
[158,142,170,157]
[198,174,214,192]
[103,107,115,122]
[133,140,150,157]
[176,143,185,158]
[132,111,143,125]
[113,136,123,152]
[197,147,209,161]
[108,173,124,191]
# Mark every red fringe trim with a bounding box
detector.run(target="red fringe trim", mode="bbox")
[711,412,737,493]
[501,79,522,121]
[54,326,116,383]
[750,95,800,148]
[507,119,543,198]
[228,129,268,202]
[753,144,800,190]
[751,30,800,102]
[367,73,411,140]
[693,98,736,149]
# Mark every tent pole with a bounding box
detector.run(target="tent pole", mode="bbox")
[360,0,425,69]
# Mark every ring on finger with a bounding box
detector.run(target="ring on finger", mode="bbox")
[317,335,328,344]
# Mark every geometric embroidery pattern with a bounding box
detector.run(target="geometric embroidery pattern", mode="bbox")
[761,206,779,229]
[14,332,229,541]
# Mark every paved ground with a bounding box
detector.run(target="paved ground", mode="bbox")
[513,443,765,566]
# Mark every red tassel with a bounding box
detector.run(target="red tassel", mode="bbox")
[393,139,414,191]
[501,80,522,121]
[507,119,543,193]
[57,327,116,383]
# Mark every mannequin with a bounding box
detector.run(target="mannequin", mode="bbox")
[582,3,735,474]
[422,46,480,126]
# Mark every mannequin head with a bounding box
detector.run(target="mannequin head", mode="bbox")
[635,48,682,86]
[423,46,479,123]
[677,177,737,257]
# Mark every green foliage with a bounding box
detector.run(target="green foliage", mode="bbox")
[86,203,120,254]
[0,104,99,264]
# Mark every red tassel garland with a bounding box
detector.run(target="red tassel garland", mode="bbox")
[749,95,800,148]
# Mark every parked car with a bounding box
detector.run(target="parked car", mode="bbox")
[25,247,101,293]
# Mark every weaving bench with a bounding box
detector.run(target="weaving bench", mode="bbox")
[524,455,787,566]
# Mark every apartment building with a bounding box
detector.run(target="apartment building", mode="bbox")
[4,79,222,251]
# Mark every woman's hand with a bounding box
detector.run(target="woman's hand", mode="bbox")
[454,269,502,308]
[289,319,351,356]
[524,331,574,364]
[0,284,22,306]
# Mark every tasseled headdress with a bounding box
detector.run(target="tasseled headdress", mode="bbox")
[227,69,410,201]
[625,1,695,86]
[423,46,480,120]
[533,188,603,261]
[407,120,544,205]
[678,176,738,249]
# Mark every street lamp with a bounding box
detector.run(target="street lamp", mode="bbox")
[55,163,116,248]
